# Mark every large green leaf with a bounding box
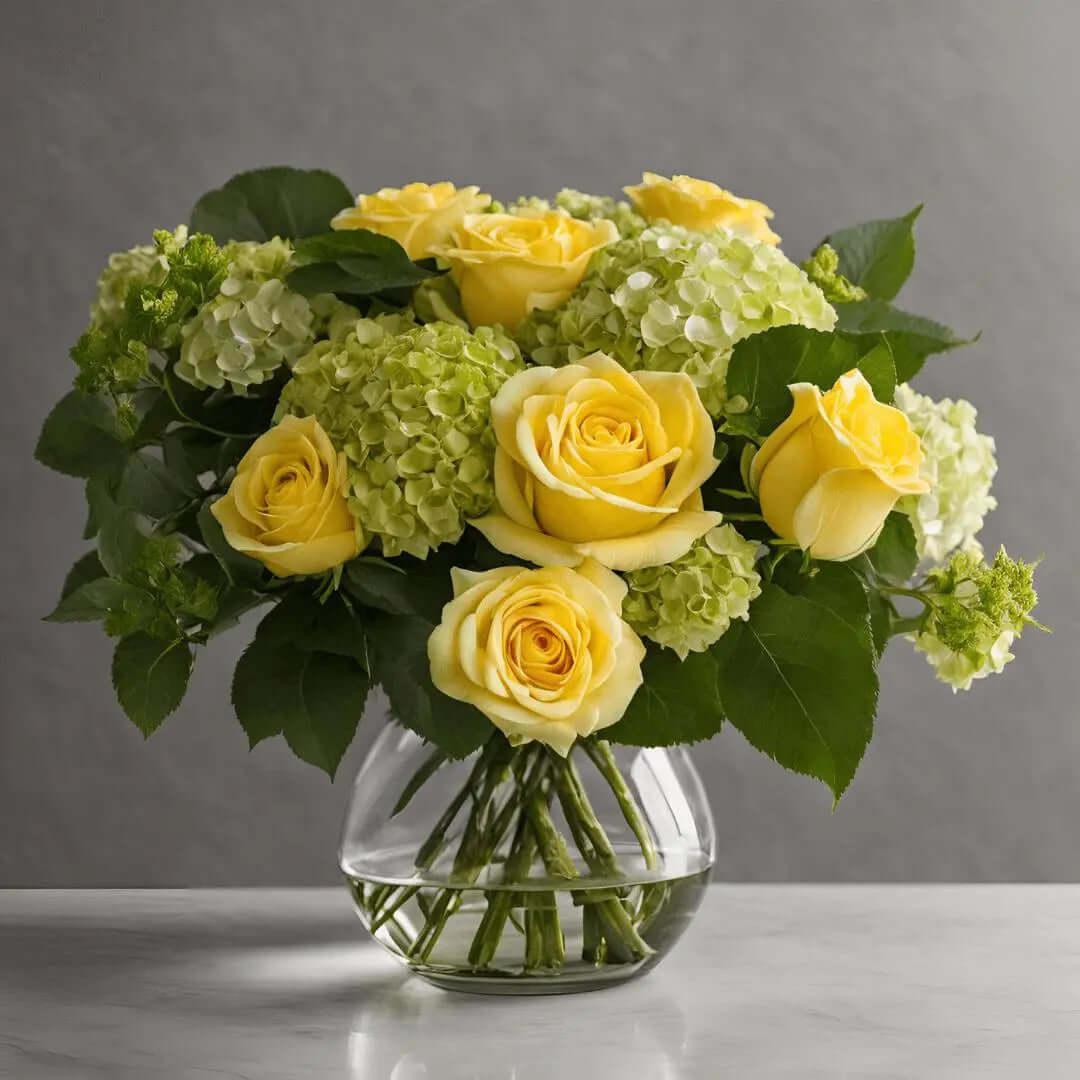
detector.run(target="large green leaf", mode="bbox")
[344,556,453,621]
[88,480,146,579]
[367,611,492,759]
[726,326,859,435]
[715,571,878,801]
[189,167,354,243]
[112,634,194,736]
[837,299,975,381]
[854,340,897,403]
[46,578,155,625]
[35,391,128,479]
[287,230,441,298]
[255,590,368,666]
[231,633,369,778]
[824,206,921,302]
[606,647,724,747]
[116,450,195,519]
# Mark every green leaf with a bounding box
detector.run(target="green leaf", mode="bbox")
[606,647,724,747]
[771,562,874,649]
[866,588,896,659]
[112,634,193,736]
[116,450,195,519]
[35,391,128,479]
[60,551,106,600]
[231,634,368,778]
[288,230,443,298]
[344,557,451,620]
[204,588,270,640]
[837,299,976,382]
[726,326,859,435]
[864,512,919,585]
[855,340,897,403]
[190,167,354,244]
[367,611,492,759]
[283,652,370,777]
[196,500,266,590]
[716,574,878,801]
[825,206,921,302]
[89,480,145,579]
[255,590,368,665]
[46,578,155,625]
[293,229,413,263]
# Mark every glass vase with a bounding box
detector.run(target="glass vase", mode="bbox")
[339,726,715,995]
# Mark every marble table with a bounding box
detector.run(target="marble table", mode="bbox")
[1,887,1078,1078]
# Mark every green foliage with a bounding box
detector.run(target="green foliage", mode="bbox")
[190,167,354,243]
[112,634,194,736]
[196,500,266,590]
[287,230,442,298]
[835,299,975,382]
[715,564,878,801]
[69,229,229,395]
[864,512,919,585]
[824,206,921,302]
[35,392,129,479]
[363,611,493,759]
[724,326,859,434]
[605,648,724,747]
[231,590,371,777]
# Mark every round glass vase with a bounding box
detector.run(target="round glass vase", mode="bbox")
[340,726,715,995]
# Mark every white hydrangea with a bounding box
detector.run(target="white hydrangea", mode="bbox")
[894,383,998,564]
[176,238,323,392]
[914,628,1015,692]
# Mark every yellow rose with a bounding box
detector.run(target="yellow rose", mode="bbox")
[471,352,722,572]
[431,209,617,331]
[624,172,780,245]
[428,561,646,755]
[211,414,361,577]
[749,370,930,561]
[331,181,491,260]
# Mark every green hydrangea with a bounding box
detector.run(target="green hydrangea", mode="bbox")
[71,227,228,394]
[89,235,177,328]
[912,547,1040,691]
[799,243,867,304]
[622,524,762,658]
[517,224,836,416]
[176,238,348,392]
[894,383,998,564]
[277,318,524,558]
[554,189,646,237]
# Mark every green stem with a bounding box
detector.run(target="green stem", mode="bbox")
[582,740,658,871]
[153,369,257,440]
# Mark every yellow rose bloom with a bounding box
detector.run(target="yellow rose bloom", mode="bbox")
[211,414,361,577]
[432,210,618,331]
[624,172,780,245]
[331,181,491,260]
[428,561,646,755]
[471,352,722,572]
[750,370,930,561]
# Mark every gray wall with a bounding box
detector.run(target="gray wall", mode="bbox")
[3,0,1078,886]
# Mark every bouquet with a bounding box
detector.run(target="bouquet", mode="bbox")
[38,167,1044,986]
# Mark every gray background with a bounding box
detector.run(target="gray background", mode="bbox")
[3,0,1077,886]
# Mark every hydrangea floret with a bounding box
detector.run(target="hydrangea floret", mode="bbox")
[277,318,524,558]
[622,524,762,658]
[89,235,177,329]
[912,547,1040,691]
[176,238,342,392]
[71,227,229,395]
[799,243,868,304]
[516,224,836,416]
[554,188,646,237]
[894,383,998,563]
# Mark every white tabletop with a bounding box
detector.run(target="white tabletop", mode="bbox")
[1,887,1078,1078]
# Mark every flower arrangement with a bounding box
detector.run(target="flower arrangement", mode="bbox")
[38,167,1045,984]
